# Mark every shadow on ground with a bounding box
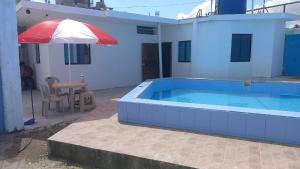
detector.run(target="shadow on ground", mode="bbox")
[0,86,133,169]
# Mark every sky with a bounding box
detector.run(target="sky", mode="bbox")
[105,0,208,18]
[34,0,300,19]
[104,0,298,19]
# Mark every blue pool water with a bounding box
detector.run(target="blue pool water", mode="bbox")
[148,89,300,112]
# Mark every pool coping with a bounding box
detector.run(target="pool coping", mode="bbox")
[120,78,300,119]
[118,78,300,146]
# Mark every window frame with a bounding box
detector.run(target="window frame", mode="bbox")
[64,44,91,65]
[178,40,191,63]
[230,34,252,63]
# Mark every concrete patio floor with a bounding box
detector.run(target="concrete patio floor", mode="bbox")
[49,116,300,169]
[46,88,300,169]
[22,87,132,130]
[15,83,300,169]
[0,86,133,169]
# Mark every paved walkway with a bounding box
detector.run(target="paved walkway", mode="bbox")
[22,87,132,130]
[51,117,300,169]
[0,87,132,169]
[50,99,300,169]
[18,85,300,169]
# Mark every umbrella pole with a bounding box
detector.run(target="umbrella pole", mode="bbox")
[68,43,71,81]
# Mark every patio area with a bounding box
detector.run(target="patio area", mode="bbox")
[44,86,300,169]
[21,86,133,130]
[0,84,291,169]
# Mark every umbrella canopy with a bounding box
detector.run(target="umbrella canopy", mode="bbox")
[18,19,118,81]
[19,19,118,45]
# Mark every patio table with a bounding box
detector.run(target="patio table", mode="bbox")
[52,81,86,113]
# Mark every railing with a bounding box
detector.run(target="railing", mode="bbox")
[193,0,300,18]
[247,0,300,14]
[21,0,300,17]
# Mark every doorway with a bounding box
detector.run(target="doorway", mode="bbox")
[162,42,172,78]
[141,42,172,81]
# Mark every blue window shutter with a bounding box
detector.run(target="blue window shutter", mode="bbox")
[77,44,84,63]
[64,44,76,64]
[240,35,251,62]
[70,44,75,63]
[178,41,185,62]
[65,44,90,65]
[231,35,241,62]
[231,34,251,62]
[64,44,69,64]
[185,41,191,62]
[178,41,191,62]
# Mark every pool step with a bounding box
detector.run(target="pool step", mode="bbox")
[47,119,199,169]
[48,139,194,169]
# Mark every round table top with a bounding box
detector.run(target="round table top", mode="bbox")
[52,81,86,89]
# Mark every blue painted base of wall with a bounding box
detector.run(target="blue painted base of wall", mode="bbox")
[118,101,300,146]
[0,72,4,132]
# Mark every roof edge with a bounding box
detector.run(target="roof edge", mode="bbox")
[17,1,178,25]
[178,13,300,24]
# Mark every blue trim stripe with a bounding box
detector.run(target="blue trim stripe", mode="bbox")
[0,72,4,132]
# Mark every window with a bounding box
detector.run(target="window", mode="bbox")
[35,44,40,64]
[178,41,191,62]
[64,44,91,65]
[137,26,156,35]
[231,34,252,62]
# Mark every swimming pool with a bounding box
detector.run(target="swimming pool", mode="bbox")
[118,78,300,145]
[141,88,300,112]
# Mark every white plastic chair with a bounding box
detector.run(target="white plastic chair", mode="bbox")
[45,77,69,99]
[40,83,65,116]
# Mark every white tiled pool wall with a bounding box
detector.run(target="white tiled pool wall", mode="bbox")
[118,101,300,146]
[118,78,300,146]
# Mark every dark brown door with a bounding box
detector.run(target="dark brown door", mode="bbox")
[142,43,159,81]
[162,42,172,78]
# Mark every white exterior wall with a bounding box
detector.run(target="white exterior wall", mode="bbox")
[30,18,158,90]
[193,19,286,79]
[162,19,286,79]
[26,11,289,89]
[161,24,193,77]
[197,21,273,78]
[271,20,286,76]
[28,44,51,87]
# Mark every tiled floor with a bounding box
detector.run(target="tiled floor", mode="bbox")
[21,87,133,130]
[49,111,300,169]
[22,84,300,169]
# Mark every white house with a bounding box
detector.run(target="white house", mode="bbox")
[16,1,300,91]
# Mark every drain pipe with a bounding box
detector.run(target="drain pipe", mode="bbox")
[158,23,163,78]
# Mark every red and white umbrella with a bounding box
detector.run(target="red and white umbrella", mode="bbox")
[18,19,118,80]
